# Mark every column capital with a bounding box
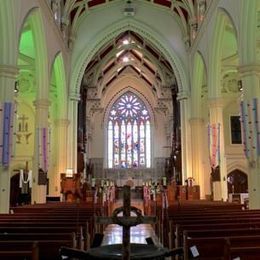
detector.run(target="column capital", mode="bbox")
[33,99,51,109]
[177,91,189,101]
[0,65,19,79]
[238,64,260,77]
[69,92,80,101]
[54,118,70,127]
[189,117,204,125]
[208,97,224,108]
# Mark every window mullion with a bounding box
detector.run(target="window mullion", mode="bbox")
[108,92,151,170]
[131,122,133,168]
[112,122,115,168]
[144,123,147,167]
[124,120,127,168]
[138,123,140,167]
[119,122,121,168]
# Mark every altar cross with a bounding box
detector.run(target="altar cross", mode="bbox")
[96,185,156,260]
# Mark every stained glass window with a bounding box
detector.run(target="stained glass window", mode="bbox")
[107,91,151,168]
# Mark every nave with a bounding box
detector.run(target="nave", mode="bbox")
[1,184,260,260]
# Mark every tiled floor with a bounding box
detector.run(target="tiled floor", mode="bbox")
[101,223,159,245]
[101,199,160,246]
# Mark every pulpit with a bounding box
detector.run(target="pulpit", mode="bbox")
[187,185,200,200]
[156,192,163,207]
[167,181,177,206]
[178,185,187,201]
[60,173,81,202]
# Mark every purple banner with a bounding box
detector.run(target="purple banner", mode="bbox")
[1,102,14,166]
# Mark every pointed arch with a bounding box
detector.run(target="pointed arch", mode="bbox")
[239,0,257,64]
[50,52,68,118]
[19,7,49,99]
[70,19,188,97]
[0,0,17,65]
[208,8,238,98]
[106,90,152,169]
[191,51,207,117]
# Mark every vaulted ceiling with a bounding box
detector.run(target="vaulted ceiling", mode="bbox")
[83,30,175,95]
[63,0,197,38]
[64,0,206,100]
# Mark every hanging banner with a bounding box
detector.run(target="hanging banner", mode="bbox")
[0,102,15,167]
[37,127,50,173]
[240,98,260,163]
[208,123,220,170]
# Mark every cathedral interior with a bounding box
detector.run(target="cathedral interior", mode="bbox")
[0,0,260,259]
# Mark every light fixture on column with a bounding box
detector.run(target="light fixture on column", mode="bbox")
[14,81,19,93]
[238,80,243,92]
[65,168,73,178]
[124,0,135,17]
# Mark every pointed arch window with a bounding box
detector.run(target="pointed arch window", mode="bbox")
[107,92,151,168]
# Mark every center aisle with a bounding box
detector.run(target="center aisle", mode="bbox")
[101,199,160,246]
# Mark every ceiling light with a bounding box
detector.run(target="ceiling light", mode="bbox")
[116,50,124,57]
[122,56,129,62]
[65,168,74,178]
[14,81,19,93]
[123,39,129,45]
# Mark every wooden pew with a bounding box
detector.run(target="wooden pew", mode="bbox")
[0,202,99,257]
[226,236,260,260]
[0,232,76,243]
[0,250,37,260]
[0,241,39,260]
[0,240,73,260]
[175,221,260,247]
[228,246,260,260]
[183,236,228,259]
[184,235,260,259]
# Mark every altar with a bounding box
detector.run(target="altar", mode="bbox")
[103,168,155,187]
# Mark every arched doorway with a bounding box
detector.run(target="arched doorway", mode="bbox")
[10,171,31,207]
[227,170,248,194]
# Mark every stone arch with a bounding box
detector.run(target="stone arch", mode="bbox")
[70,19,188,97]
[103,86,155,129]
[208,8,238,98]
[103,88,155,169]
[0,0,17,65]
[18,7,49,99]
[227,161,248,176]
[239,0,257,64]
[227,169,248,194]
[191,51,207,117]
[48,52,68,195]
[49,52,67,118]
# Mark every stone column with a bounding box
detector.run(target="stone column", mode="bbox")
[0,65,18,213]
[48,118,69,196]
[32,99,50,204]
[208,98,228,201]
[167,114,174,154]
[67,92,80,172]
[239,64,260,209]
[189,117,209,198]
[177,91,192,182]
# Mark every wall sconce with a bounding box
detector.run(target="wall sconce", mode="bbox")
[124,0,135,16]
[14,81,19,93]
[238,80,243,92]
[65,168,73,178]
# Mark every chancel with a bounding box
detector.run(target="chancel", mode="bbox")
[1,0,260,259]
